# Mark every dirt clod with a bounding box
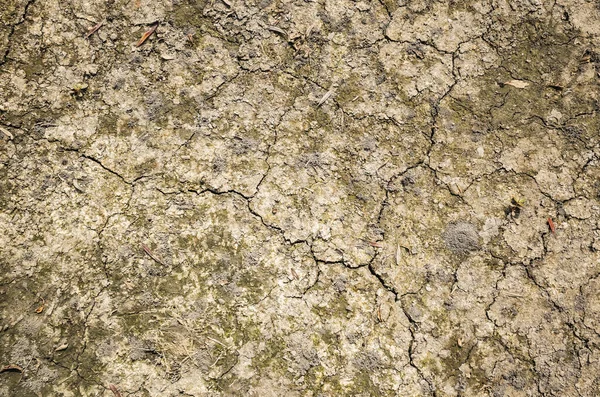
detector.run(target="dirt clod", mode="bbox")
[443,222,480,253]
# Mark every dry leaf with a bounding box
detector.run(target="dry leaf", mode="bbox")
[55,343,69,352]
[266,26,287,37]
[503,79,529,89]
[136,24,158,47]
[0,364,23,373]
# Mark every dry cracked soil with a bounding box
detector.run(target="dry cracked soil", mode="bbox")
[1,0,600,396]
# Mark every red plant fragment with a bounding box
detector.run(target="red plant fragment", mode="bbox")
[136,23,158,47]
[547,217,556,234]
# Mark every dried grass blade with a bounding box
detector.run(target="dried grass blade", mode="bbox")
[317,89,334,107]
[0,126,14,140]
[141,244,166,266]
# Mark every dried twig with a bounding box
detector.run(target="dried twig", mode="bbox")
[209,351,225,368]
[109,384,122,397]
[266,25,287,38]
[86,22,103,39]
[206,336,231,349]
[0,364,23,373]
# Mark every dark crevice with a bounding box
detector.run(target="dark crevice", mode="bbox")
[1,0,36,66]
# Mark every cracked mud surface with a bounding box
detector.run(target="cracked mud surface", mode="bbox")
[1,0,600,395]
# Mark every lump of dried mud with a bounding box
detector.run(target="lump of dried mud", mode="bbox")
[443,222,480,253]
